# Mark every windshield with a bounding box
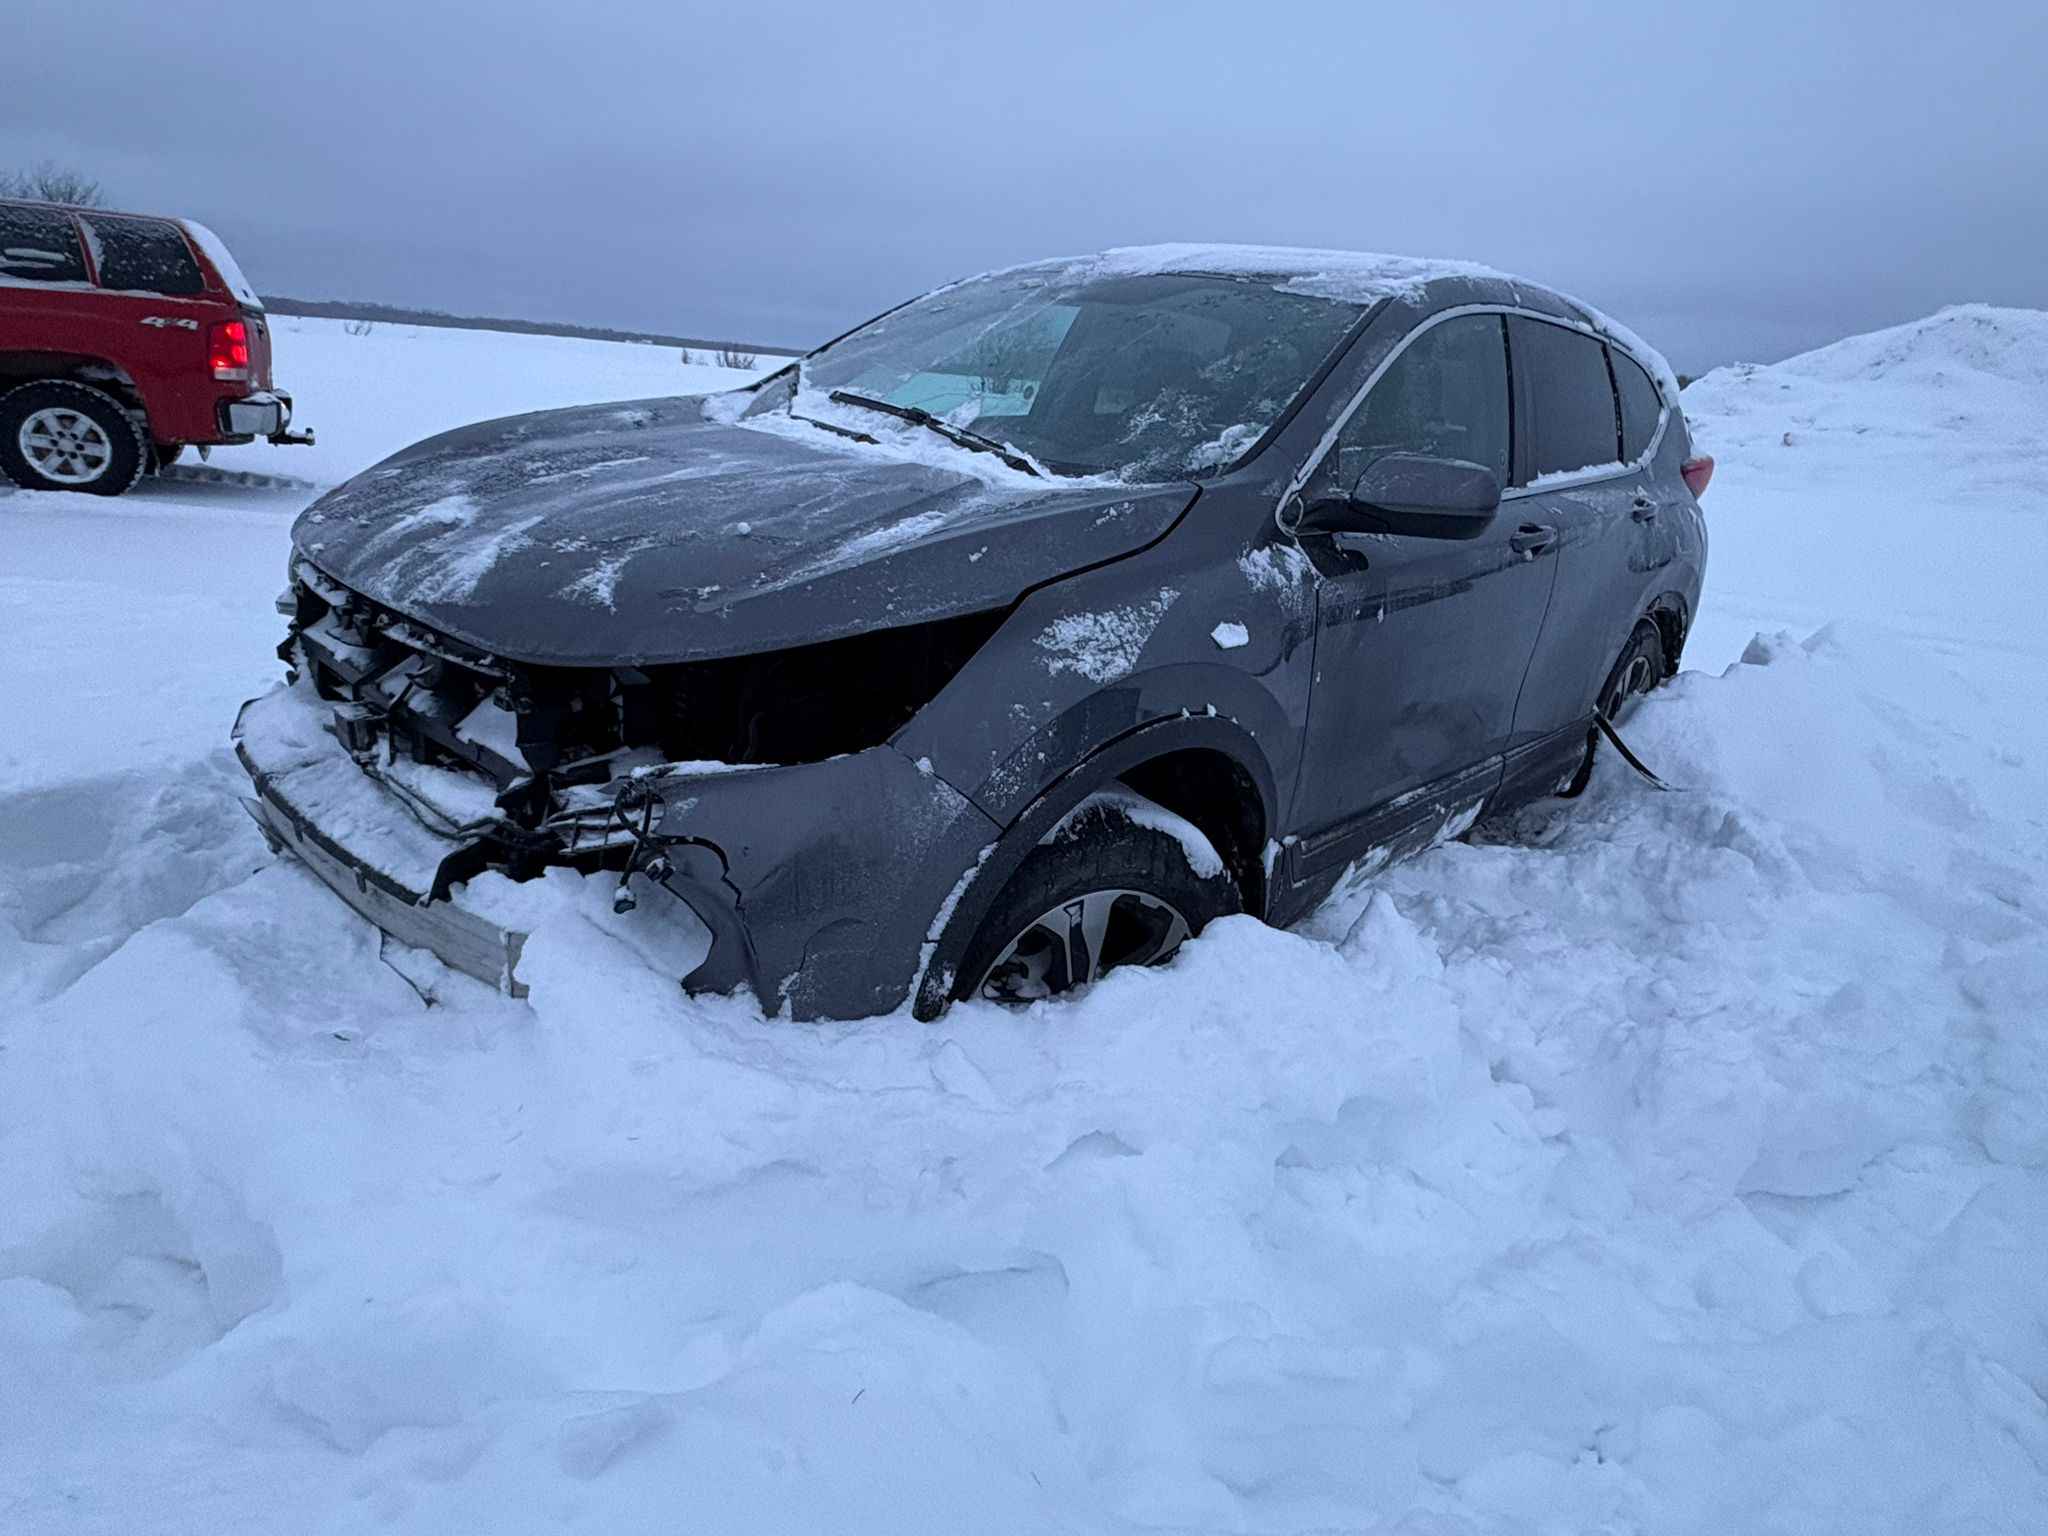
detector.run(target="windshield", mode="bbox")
[797,267,1366,481]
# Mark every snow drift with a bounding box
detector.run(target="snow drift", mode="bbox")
[2,308,2046,1533]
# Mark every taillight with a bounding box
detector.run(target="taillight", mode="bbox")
[209,319,251,383]
[1681,455,1714,498]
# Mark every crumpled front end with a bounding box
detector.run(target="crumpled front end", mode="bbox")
[235,557,1002,1016]
[235,681,531,991]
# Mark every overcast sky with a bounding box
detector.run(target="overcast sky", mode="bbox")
[8,0,2044,373]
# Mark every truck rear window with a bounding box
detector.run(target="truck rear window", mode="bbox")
[80,214,206,296]
[0,203,88,284]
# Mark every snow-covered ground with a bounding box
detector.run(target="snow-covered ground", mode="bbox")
[3,308,2045,1533]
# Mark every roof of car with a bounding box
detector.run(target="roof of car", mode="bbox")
[967,243,1679,399]
[1057,243,1516,302]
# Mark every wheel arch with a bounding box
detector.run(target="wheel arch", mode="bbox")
[0,352,152,429]
[911,712,1279,1019]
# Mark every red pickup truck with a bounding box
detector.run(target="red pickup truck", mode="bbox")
[0,197,311,495]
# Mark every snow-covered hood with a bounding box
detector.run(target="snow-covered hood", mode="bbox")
[291,395,1196,666]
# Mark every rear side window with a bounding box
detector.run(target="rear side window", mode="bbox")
[1325,313,1512,491]
[0,203,87,284]
[1612,347,1664,462]
[80,214,206,296]
[1510,316,1619,481]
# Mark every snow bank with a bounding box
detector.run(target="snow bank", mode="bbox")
[3,308,2046,1532]
[1680,303,2048,671]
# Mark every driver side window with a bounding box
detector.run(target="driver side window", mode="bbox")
[1317,313,1512,499]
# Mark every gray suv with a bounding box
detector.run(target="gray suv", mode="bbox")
[234,246,1709,1018]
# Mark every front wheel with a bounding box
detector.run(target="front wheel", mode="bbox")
[954,796,1240,1005]
[0,380,148,496]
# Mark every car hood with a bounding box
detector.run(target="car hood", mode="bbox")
[291,395,1196,666]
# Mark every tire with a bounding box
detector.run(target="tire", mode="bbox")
[0,380,149,496]
[1598,618,1668,725]
[1561,620,1668,797]
[954,798,1241,1005]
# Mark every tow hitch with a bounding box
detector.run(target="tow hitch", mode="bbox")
[269,425,316,446]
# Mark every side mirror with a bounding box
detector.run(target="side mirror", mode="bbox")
[1297,453,1502,541]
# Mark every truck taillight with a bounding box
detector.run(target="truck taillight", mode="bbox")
[209,319,251,383]
[1680,455,1714,498]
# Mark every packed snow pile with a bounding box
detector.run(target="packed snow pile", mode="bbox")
[3,312,2047,1533]
[1678,303,2048,670]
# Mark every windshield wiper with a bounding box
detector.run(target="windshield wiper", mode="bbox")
[827,390,1041,477]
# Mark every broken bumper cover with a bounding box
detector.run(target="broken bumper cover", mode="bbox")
[233,684,526,991]
[241,784,527,993]
[231,683,1002,1018]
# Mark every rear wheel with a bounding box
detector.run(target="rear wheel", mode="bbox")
[1598,619,1667,724]
[955,798,1240,1005]
[1561,619,1668,796]
[0,381,148,496]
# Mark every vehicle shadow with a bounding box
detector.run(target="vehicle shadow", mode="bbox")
[154,463,319,493]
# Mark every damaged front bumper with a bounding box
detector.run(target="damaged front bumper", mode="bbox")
[232,681,999,1017]
[240,772,528,993]
[234,683,527,991]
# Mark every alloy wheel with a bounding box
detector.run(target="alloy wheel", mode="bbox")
[1604,652,1656,720]
[19,407,115,485]
[977,887,1192,1002]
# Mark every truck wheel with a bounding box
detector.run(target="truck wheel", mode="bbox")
[0,381,148,496]
[955,797,1240,1004]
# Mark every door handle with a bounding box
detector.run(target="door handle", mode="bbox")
[1631,493,1658,522]
[1510,523,1559,556]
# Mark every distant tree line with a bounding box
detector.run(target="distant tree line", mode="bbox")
[271,296,791,360]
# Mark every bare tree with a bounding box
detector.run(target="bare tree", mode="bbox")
[716,347,757,370]
[679,347,697,366]
[0,161,107,206]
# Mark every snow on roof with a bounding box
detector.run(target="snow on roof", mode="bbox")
[956,242,1510,308]
[1072,243,1512,304]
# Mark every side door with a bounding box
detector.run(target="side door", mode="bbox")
[1286,310,1558,883]
[1610,345,1683,576]
[1504,316,1669,785]
[68,212,222,443]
